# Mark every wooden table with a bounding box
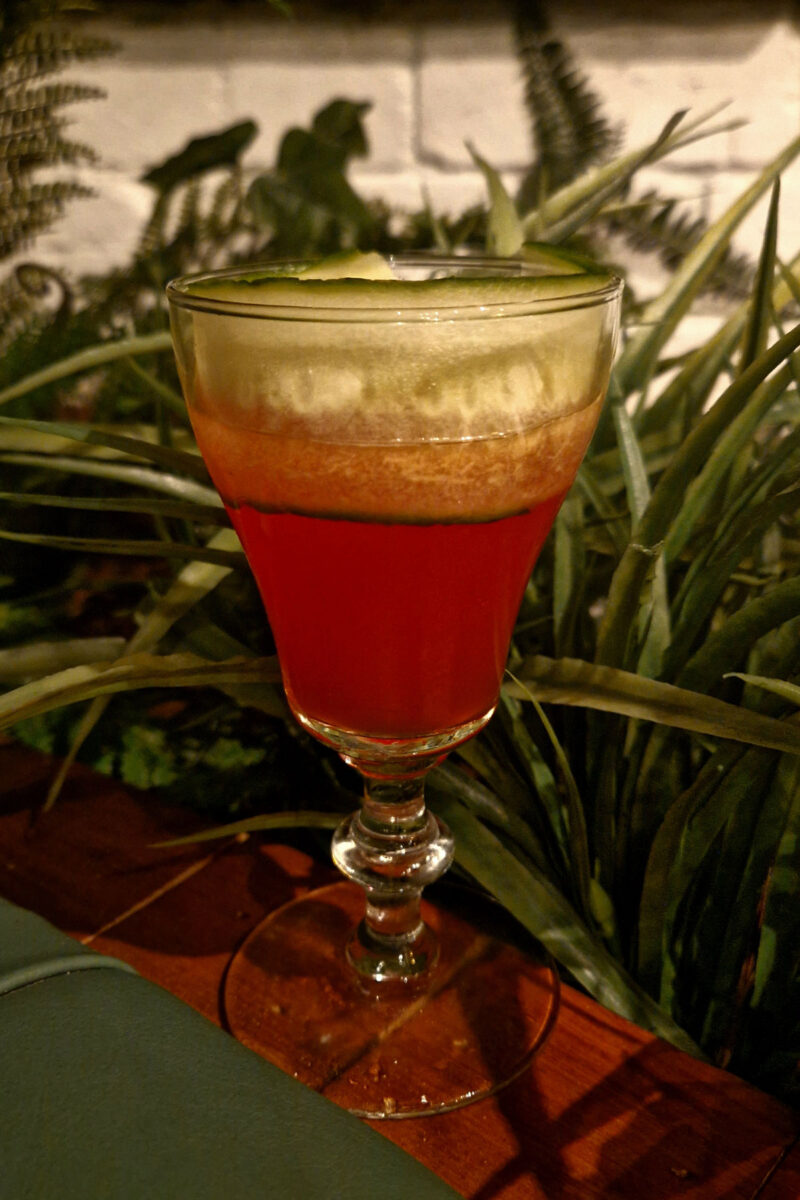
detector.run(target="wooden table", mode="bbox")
[1,742,798,1199]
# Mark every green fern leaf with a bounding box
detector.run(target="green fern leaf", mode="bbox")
[514,1,621,207]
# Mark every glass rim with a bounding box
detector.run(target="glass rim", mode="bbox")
[165,253,623,323]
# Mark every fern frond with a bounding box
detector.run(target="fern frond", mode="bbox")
[0,179,94,258]
[2,130,99,166]
[1,25,116,80]
[514,0,621,207]
[0,6,113,269]
[176,176,203,239]
[0,81,106,123]
[205,166,247,242]
[0,262,72,360]
[601,189,753,299]
[135,192,172,262]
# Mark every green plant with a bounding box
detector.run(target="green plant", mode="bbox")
[0,0,116,351]
[1,9,800,1105]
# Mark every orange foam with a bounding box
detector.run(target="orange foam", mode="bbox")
[189,396,602,523]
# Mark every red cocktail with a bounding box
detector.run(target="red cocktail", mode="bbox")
[167,254,622,1115]
[189,397,600,745]
[231,499,562,738]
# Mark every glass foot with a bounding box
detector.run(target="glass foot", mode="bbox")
[223,881,559,1119]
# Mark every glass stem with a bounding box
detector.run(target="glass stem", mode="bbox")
[331,774,454,981]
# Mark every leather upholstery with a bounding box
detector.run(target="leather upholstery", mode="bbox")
[0,897,460,1199]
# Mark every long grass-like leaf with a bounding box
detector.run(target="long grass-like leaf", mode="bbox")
[0,490,224,523]
[0,638,126,682]
[431,791,702,1056]
[0,527,245,567]
[0,331,173,409]
[496,693,573,865]
[123,354,187,420]
[41,528,246,810]
[504,673,593,919]
[703,418,800,562]
[638,250,800,439]
[468,143,523,256]
[725,673,800,707]
[155,811,342,847]
[102,532,243,659]
[636,315,741,438]
[678,578,800,693]
[614,134,800,397]
[0,652,280,731]
[738,178,781,371]
[505,654,800,755]
[455,734,539,823]
[612,403,651,521]
[751,755,800,1015]
[596,320,800,669]
[0,453,220,505]
[611,404,670,676]
[653,745,775,1013]
[0,415,209,481]
[553,491,585,654]
[699,748,795,1063]
[433,760,553,876]
[637,743,743,990]
[573,460,630,556]
[533,112,687,244]
[663,358,796,567]
[522,104,737,240]
[666,487,800,678]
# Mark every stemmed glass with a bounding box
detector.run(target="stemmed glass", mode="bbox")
[167,256,622,1117]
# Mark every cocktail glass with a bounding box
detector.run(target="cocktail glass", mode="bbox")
[167,255,622,1117]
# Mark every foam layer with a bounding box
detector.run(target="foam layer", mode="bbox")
[189,399,603,522]
[168,262,621,517]
[174,300,618,444]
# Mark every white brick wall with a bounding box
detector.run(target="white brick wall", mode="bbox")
[24,1,800,293]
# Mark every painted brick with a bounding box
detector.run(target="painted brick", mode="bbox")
[226,62,414,173]
[350,167,516,219]
[663,313,728,362]
[418,24,532,170]
[558,10,800,171]
[68,18,415,176]
[12,7,800,284]
[219,19,414,172]
[63,22,227,175]
[218,15,414,66]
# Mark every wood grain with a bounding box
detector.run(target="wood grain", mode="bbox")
[0,743,797,1199]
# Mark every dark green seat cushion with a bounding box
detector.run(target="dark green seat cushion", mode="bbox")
[0,899,459,1199]
[0,896,135,995]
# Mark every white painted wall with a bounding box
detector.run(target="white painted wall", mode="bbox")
[25,1,800,305]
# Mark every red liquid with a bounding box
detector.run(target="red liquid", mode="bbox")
[228,496,563,739]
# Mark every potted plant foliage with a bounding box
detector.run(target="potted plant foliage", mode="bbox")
[1,1,798,1104]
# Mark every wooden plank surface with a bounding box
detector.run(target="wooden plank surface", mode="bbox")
[757,1136,800,1200]
[1,742,798,1199]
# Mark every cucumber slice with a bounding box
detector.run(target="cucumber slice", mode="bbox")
[173,260,617,312]
[297,250,396,280]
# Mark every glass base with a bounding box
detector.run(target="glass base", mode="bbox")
[223,881,559,1119]
[291,704,496,779]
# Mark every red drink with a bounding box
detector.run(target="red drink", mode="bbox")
[228,496,563,739]
[167,258,622,1092]
[171,259,619,752]
[190,402,602,741]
